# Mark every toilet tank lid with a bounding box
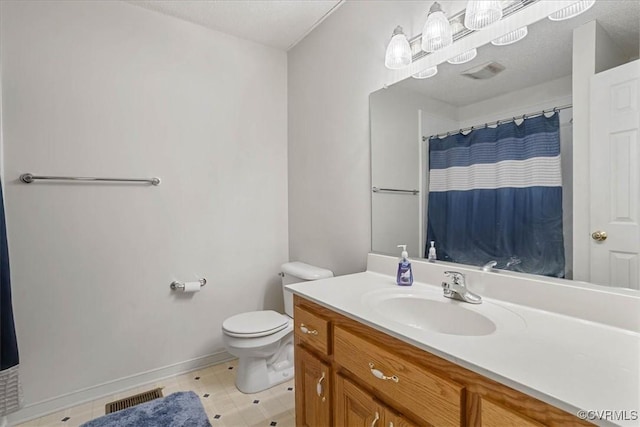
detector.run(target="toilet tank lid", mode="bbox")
[281,262,334,280]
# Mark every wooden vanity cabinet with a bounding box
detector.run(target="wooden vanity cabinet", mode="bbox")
[293,295,592,427]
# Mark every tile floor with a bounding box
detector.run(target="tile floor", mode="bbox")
[16,359,296,427]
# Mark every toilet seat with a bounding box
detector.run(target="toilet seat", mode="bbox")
[222,310,289,338]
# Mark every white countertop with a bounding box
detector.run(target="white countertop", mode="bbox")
[286,270,640,427]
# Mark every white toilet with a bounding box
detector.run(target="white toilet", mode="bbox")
[222,262,333,393]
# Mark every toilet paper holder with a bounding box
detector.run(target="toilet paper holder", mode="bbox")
[170,278,207,290]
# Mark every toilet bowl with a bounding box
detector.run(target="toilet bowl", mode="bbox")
[221,262,333,394]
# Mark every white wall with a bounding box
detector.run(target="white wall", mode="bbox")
[457,76,572,127]
[1,0,288,416]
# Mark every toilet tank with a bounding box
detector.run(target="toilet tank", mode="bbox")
[281,262,333,317]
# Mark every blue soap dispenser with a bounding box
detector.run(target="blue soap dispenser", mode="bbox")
[396,244,413,286]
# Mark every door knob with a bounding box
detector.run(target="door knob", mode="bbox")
[591,231,607,241]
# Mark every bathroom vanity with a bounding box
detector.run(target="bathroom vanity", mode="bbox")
[287,254,640,427]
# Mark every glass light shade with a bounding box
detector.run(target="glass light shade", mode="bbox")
[412,66,438,79]
[447,48,478,65]
[421,3,453,52]
[385,26,412,69]
[464,1,503,30]
[491,26,528,46]
[548,0,595,21]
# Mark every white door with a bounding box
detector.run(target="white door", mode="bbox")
[589,60,640,289]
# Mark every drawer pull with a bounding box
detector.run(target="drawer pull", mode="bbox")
[371,411,380,427]
[316,372,326,402]
[299,323,318,335]
[369,362,399,383]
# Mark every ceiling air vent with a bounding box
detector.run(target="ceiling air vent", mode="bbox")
[461,61,506,80]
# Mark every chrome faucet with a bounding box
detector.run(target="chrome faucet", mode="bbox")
[442,271,482,304]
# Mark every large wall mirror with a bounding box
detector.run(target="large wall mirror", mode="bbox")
[370,1,640,290]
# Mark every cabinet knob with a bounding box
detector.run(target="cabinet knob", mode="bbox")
[299,323,318,335]
[369,362,399,383]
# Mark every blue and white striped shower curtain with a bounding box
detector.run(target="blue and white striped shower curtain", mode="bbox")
[426,113,565,277]
[0,180,21,418]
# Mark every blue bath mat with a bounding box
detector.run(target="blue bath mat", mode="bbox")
[80,391,212,427]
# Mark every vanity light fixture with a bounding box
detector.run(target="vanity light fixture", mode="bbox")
[447,48,478,65]
[464,0,503,30]
[412,66,438,79]
[548,0,595,21]
[491,26,528,46]
[384,26,412,69]
[421,2,453,52]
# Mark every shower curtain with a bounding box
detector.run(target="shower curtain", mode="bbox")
[0,180,21,418]
[426,113,565,277]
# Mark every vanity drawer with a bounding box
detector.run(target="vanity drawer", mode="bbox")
[294,305,331,355]
[334,326,463,427]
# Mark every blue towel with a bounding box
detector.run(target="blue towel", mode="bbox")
[81,391,212,427]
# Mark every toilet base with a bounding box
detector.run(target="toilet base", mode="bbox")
[235,343,294,394]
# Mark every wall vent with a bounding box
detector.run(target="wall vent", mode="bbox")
[461,61,506,80]
[105,388,164,414]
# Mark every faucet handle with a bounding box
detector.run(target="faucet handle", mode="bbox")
[444,271,464,285]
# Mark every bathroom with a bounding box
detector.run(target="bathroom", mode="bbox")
[0,0,638,426]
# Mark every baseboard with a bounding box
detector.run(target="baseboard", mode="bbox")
[7,351,234,425]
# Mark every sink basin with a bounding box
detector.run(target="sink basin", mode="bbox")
[362,287,525,336]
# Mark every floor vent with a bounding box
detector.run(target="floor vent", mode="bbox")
[105,388,164,414]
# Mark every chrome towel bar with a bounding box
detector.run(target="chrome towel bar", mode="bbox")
[170,278,207,290]
[19,173,161,186]
[372,187,419,195]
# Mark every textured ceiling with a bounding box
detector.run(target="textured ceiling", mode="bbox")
[126,0,343,50]
[396,1,640,106]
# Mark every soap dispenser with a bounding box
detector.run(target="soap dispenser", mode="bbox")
[396,244,413,286]
[428,241,437,262]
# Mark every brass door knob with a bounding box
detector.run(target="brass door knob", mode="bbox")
[591,231,607,241]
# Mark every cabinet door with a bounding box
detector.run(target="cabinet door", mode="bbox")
[295,346,331,427]
[335,374,382,427]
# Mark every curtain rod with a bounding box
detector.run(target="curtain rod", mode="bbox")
[422,104,573,141]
